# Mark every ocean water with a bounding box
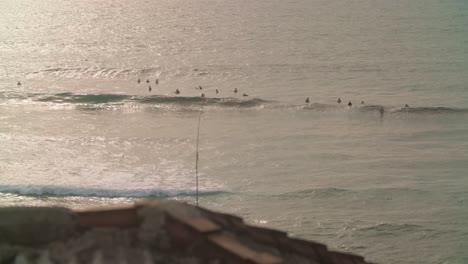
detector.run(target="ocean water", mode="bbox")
[1,0,468,263]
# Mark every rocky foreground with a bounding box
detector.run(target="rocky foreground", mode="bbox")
[0,200,374,264]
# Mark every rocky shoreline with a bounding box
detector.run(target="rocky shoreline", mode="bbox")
[0,200,374,264]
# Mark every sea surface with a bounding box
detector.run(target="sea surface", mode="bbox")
[1,0,468,263]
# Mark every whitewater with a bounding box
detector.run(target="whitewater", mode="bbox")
[1,0,468,263]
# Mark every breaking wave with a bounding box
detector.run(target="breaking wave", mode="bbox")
[0,91,269,110]
[1,91,468,114]
[0,184,227,198]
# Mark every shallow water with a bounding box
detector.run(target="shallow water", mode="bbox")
[1,0,468,263]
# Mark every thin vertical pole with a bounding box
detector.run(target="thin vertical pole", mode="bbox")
[195,112,202,207]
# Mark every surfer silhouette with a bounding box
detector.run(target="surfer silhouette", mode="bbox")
[305,97,310,103]
[216,89,219,94]
[243,93,248,97]
[199,85,203,90]
[337,98,341,104]
[175,89,180,95]
[149,86,152,92]
[234,88,238,93]
[361,101,365,104]
[201,93,205,97]
[405,104,409,108]
[348,101,352,107]
[379,106,385,117]
[155,79,159,85]
[146,79,150,83]
[17,81,21,86]
[137,78,141,84]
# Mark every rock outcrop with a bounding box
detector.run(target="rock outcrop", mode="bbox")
[0,200,374,264]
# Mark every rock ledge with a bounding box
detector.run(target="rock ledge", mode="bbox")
[0,200,374,264]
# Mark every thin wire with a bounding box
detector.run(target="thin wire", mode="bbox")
[195,112,202,207]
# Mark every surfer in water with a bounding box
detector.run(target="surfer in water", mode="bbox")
[155,79,159,85]
[348,101,352,107]
[337,98,342,104]
[405,104,409,108]
[137,78,141,84]
[146,79,150,83]
[199,85,203,90]
[216,89,219,94]
[234,88,238,93]
[149,86,152,92]
[379,106,385,117]
[243,93,248,97]
[201,93,205,97]
[175,89,180,95]
[17,81,21,86]
[361,101,365,104]
[305,97,310,103]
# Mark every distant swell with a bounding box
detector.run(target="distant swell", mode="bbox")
[27,66,217,79]
[0,185,227,198]
[29,67,167,79]
[275,187,351,199]
[393,106,468,114]
[358,223,423,233]
[276,187,427,199]
[355,222,434,236]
